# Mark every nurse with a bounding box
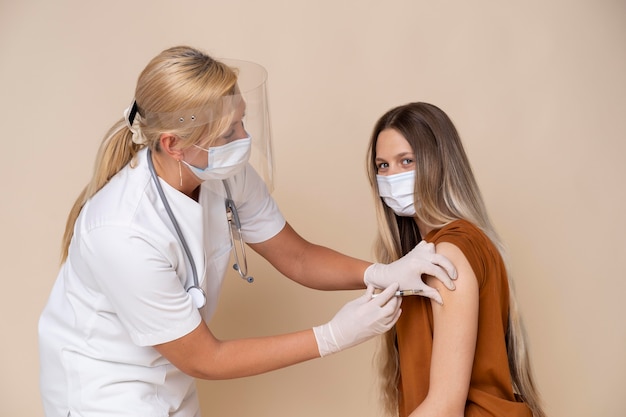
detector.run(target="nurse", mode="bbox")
[38,45,456,417]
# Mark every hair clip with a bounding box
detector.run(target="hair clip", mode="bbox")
[124,99,138,128]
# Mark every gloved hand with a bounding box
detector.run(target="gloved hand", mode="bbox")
[364,240,457,305]
[313,284,401,357]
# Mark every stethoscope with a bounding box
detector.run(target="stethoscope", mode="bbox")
[147,148,253,309]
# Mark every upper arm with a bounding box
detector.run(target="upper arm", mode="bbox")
[414,241,479,416]
[247,222,311,280]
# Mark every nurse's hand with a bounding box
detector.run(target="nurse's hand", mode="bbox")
[312,284,401,357]
[363,240,457,305]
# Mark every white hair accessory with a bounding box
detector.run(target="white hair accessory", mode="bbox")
[123,100,147,145]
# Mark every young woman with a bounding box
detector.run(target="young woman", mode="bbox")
[38,47,457,416]
[367,102,545,417]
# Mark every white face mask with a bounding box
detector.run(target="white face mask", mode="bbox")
[183,137,252,181]
[376,171,416,217]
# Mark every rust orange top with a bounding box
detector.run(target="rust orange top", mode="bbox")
[396,219,532,417]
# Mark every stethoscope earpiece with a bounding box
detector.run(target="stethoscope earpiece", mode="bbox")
[233,263,254,283]
[225,182,255,284]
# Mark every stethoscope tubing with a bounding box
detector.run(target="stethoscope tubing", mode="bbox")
[147,148,205,307]
[146,148,253,309]
[222,179,252,282]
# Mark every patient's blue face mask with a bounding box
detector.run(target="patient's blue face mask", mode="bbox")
[183,136,252,181]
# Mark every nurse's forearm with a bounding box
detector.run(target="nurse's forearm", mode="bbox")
[292,243,370,290]
[249,222,370,290]
[155,322,320,380]
[203,331,321,379]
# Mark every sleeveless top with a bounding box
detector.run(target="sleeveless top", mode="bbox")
[396,219,532,416]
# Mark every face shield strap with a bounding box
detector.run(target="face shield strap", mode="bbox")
[142,94,245,131]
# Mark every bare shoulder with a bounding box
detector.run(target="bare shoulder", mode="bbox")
[426,241,478,302]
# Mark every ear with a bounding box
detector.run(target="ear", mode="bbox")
[159,133,185,160]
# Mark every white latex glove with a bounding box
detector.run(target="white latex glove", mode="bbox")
[364,240,457,305]
[313,284,401,357]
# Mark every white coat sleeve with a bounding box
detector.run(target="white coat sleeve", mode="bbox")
[231,165,286,243]
[79,225,202,346]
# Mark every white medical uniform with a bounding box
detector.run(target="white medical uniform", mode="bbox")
[38,147,285,417]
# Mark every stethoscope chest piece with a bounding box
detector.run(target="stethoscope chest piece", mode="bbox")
[188,286,207,309]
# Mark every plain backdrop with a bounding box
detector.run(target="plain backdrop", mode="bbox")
[1,1,624,416]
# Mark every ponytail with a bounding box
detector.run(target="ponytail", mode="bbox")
[59,46,240,263]
[60,120,141,262]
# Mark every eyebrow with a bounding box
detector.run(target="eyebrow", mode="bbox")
[229,112,245,128]
[375,151,415,161]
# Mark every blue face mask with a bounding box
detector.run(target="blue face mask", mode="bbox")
[182,137,252,181]
[376,171,416,217]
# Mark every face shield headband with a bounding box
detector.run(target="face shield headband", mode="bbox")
[126,59,274,192]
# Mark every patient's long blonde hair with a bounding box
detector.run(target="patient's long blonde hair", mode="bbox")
[366,102,545,417]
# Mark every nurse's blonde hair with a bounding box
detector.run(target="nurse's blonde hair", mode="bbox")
[60,46,238,262]
[366,102,545,417]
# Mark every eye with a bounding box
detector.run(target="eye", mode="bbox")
[222,129,236,140]
[221,120,246,142]
[376,162,389,172]
[401,157,414,166]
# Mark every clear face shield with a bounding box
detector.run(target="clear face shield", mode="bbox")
[142,59,274,192]
[224,59,273,193]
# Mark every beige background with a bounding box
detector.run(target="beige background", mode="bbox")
[1,0,624,416]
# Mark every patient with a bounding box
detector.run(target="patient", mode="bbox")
[366,102,545,417]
